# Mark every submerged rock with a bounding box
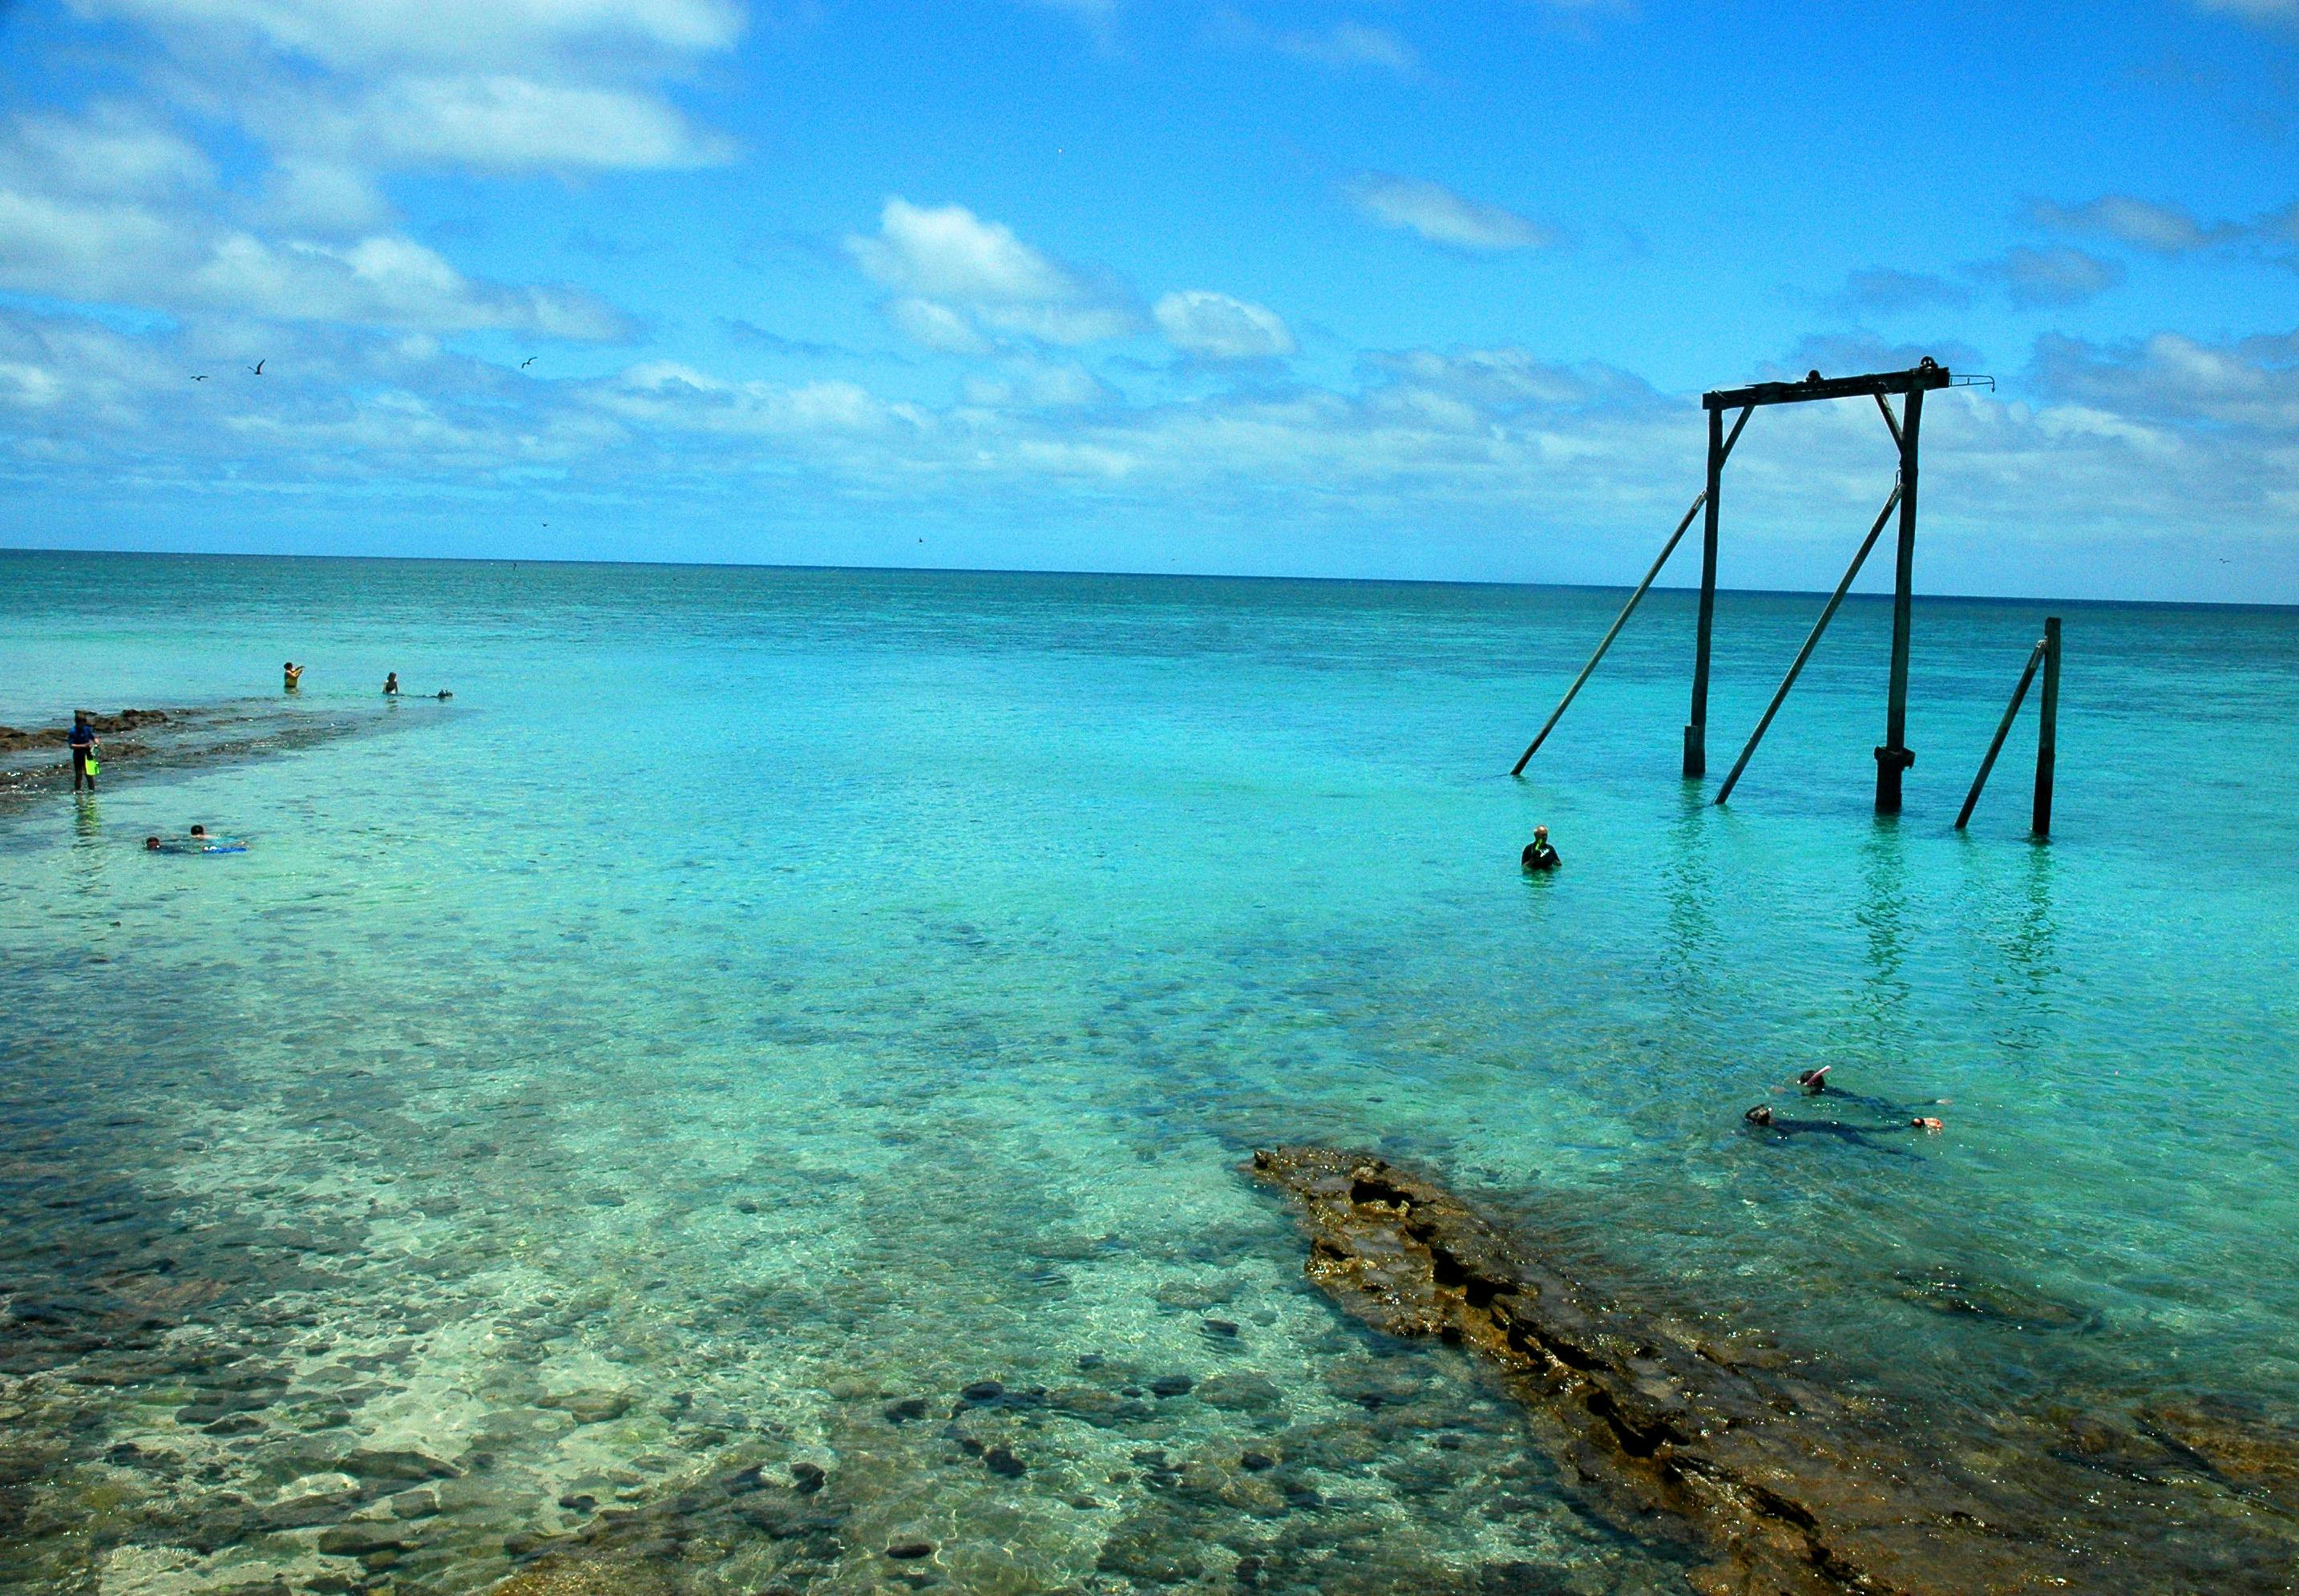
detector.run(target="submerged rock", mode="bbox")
[1251,1145,2299,1596]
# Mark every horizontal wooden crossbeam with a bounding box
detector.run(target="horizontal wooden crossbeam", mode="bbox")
[1703,361,1952,411]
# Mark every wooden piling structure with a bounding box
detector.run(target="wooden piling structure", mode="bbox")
[2032,616,2060,838]
[1514,358,1975,813]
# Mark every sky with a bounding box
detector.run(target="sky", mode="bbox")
[0,0,2294,601]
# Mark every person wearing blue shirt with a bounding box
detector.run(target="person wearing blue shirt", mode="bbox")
[67,711,97,793]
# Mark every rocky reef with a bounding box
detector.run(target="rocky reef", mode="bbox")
[1251,1145,2299,1596]
[0,701,402,802]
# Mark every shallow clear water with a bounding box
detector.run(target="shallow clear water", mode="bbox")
[2,551,2295,1594]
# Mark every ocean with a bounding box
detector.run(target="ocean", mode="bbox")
[2,549,2295,1594]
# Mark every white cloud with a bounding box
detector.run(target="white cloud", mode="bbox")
[258,157,391,234]
[1348,175,1554,253]
[963,359,1108,409]
[313,74,731,172]
[75,0,741,173]
[2030,195,2236,254]
[2,303,2292,598]
[1289,22,1415,71]
[888,297,990,355]
[2,0,741,345]
[1017,0,1119,44]
[0,107,213,199]
[0,187,188,295]
[849,199,1082,305]
[2191,0,2298,25]
[980,301,1138,345]
[1978,245,2124,307]
[75,0,745,71]
[848,199,1139,349]
[1153,290,1295,360]
[0,176,625,337]
[1206,10,1417,74]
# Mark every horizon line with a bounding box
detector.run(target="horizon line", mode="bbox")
[2,544,2289,614]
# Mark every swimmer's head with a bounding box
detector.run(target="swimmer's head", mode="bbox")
[1912,1117,1944,1133]
[1744,1105,1773,1126]
[1796,1065,1830,1092]
[145,836,160,850]
[190,824,205,836]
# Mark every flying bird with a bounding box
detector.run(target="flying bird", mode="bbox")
[521,357,536,369]
[192,374,208,382]
[249,359,265,375]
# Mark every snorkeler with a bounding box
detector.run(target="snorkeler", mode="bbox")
[1743,1101,1941,1148]
[1521,826,1561,873]
[148,824,246,855]
[1796,1066,1830,1093]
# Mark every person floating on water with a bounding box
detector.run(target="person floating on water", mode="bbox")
[383,672,399,695]
[1744,1065,1946,1147]
[68,711,98,794]
[147,824,246,855]
[1521,826,1561,873]
[283,661,303,692]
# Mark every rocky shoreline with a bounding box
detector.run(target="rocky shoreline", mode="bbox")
[0,700,410,803]
[1251,1145,2299,1596]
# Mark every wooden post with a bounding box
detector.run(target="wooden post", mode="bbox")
[1874,388,1922,812]
[1713,486,1901,806]
[1954,636,2046,830]
[1686,404,1723,777]
[2032,616,2059,838]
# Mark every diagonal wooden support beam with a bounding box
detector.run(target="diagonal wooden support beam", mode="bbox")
[1517,406,1752,775]
[1954,636,2047,830]
[1712,484,1902,806]
[1873,391,1902,448]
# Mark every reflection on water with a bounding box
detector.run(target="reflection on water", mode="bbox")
[1855,820,1910,1024]
[0,555,2295,1594]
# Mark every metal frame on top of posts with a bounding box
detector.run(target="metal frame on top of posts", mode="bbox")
[1516,357,1974,815]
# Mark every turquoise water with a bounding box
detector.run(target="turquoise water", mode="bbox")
[2,550,2296,1594]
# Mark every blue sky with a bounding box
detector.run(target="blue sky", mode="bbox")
[0,0,2293,600]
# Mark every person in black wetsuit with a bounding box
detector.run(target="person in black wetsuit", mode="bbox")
[1521,826,1561,873]
[67,712,97,793]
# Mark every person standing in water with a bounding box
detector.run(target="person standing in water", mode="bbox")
[283,661,303,691]
[382,673,399,696]
[67,712,98,793]
[1521,826,1561,872]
